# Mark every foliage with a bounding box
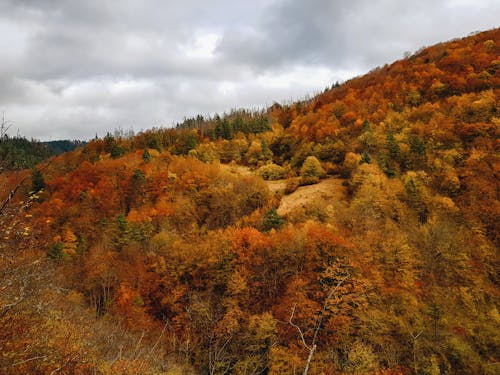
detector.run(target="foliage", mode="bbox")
[261,208,285,232]
[1,28,499,374]
[31,169,45,194]
[47,241,64,259]
[256,163,287,180]
[300,156,325,185]
[0,135,53,170]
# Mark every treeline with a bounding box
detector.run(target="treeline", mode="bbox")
[0,136,52,170]
[44,139,86,155]
[175,109,271,139]
[0,135,84,171]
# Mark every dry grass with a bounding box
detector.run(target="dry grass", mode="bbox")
[219,163,347,216]
[277,177,346,216]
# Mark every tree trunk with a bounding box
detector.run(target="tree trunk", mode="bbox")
[303,344,316,375]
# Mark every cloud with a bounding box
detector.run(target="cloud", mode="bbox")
[0,0,498,140]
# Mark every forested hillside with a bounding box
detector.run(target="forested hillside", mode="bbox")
[1,28,499,374]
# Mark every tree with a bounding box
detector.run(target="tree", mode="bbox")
[142,149,151,163]
[110,143,125,159]
[261,208,285,232]
[0,112,13,145]
[31,169,45,194]
[300,156,325,185]
[222,119,234,140]
[385,133,400,161]
[288,271,350,375]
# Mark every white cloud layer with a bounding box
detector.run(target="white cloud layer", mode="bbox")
[0,0,498,140]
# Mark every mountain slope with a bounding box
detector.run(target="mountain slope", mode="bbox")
[1,28,499,374]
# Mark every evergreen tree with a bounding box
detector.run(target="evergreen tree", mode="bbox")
[110,143,125,159]
[31,169,45,194]
[261,208,285,232]
[222,119,234,140]
[214,115,224,139]
[142,148,151,163]
[103,132,114,153]
[148,136,161,152]
[385,133,400,160]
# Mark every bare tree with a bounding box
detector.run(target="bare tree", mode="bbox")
[0,112,14,176]
[0,111,13,143]
[410,330,423,375]
[288,272,350,375]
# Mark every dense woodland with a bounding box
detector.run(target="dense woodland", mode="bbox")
[0,29,499,374]
[0,132,83,171]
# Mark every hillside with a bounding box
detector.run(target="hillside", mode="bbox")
[1,28,499,374]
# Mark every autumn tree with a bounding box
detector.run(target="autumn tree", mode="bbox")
[300,156,325,185]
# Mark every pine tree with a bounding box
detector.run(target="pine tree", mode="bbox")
[31,169,45,194]
[261,208,285,232]
[142,148,151,163]
[385,133,400,160]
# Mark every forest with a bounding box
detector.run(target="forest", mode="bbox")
[0,28,499,374]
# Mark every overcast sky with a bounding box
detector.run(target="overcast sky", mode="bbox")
[0,0,498,140]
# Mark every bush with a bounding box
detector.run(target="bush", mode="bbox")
[257,163,287,180]
[300,156,325,185]
[300,156,325,179]
[341,152,361,178]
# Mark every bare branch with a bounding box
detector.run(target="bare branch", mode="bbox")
[410,330,423,340]
[12,355,48,367]
[0,174,31,216]
[49,354,79,375]
[288,271,350,375]
[312,271,350,346]
[288,303,312,351]
[0,297,25,317]
[0,111,14,141]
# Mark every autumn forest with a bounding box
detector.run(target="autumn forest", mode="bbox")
[0,28,499,374]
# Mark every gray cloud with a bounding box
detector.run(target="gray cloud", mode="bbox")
[0,0,498,140]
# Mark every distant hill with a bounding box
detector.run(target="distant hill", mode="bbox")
[43,139,86,155]
[0,136,84,171]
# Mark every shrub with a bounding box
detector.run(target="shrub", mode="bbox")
[300,156,325,185]
[257,163,287,180]
[299,175,319,186]
[300,156,325,178]
[341,152,361,177]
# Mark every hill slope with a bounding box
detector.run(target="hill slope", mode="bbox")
[1,28,499,374]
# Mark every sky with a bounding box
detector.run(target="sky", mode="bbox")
[0,0,498,140]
